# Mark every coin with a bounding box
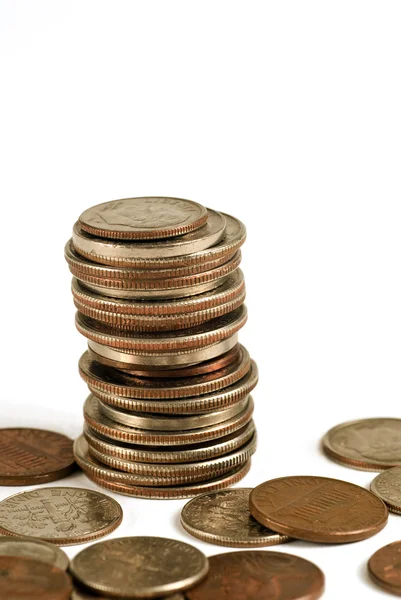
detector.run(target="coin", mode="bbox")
[79,345,251,399]
[0,428,76,486]
[368,541,401,596]
[78,197,208,240]
[181,488,290,548]
[249,476,388,543]
[73,209,226,261]
[85,460,251,499]
[371,466,401,513]
[185,551,325,600]
[0,556,72,600]
[72,587,185,600]
[73,211,244,268]
[0,487,123,545]
[0,535,69,570]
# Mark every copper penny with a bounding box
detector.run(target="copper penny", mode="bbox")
[249,476,388,543]
[371,466,401,513]
[322,418,401,471]
[0,428,76,486]
[0,555,72,599]
[368,541,401,596]
[185,551,325,600]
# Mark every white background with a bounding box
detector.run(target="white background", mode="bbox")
[1,2,401,598]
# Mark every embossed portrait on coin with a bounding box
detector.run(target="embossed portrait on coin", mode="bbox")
[335,425,401,460]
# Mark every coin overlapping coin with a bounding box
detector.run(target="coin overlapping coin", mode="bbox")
[66,197,258,497]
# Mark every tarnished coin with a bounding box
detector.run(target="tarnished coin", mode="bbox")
[0,556,72,600]
[73,209,226,261]
[368,541,401,596]
[78,197,208,240]
[249,476,388,543]
[70,536,208,598]
[0,428,76,486]
[322,418,401,471]
[0,487,123,545]
[0,535,69,570]
[186,551,325,600]
[72,211,244,268]
[181,488,290,548]
[72,587,185,600]
[371,466,401,513]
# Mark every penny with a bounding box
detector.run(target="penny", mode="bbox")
[0,535,69,570]
[79,345,251,399]
[72,209,226,260]
[368,541,401,596]
[78,197,208,240]
[0,487,123,545]
[72,211,244,268]
[83,394,254,445]
[181,488,290,548]
[84,420,256,464]
[185,551,325,600]
[249,476,388,543]
[0,555,72,600]
[322,418,401,471]
[85,460,251,499]
[371,466,401,513]
[0,428,76,486]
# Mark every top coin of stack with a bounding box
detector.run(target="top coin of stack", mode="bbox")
[66,196,257,498]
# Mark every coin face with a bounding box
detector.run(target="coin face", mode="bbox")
[185,551,325,600]
[0,487,123,545]
[368,541,401,596]
[79,197,208,240]
[0,535,69,570]
[0,428,76,486]
[0,555,72,599]
[371,466,401,513]
[181,488,290,548]
[322,418,401,470]
[70,536,209,598]
[249,476,388,543]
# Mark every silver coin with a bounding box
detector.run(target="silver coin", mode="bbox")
[0,535,69,570]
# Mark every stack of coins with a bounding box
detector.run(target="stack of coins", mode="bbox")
[65,197,258,498]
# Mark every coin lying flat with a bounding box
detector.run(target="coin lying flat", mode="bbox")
[185,551,325,600]
[322,418,401,471]
[70,536,209,598]
[0,555,72,600]
[0,535,69,570]
[368,541,401,596]
[249,476,388,543]
[371,466,401,513]
[72,587,185,600]
[79,197,208,240]
[0,428,76,486]
[0,487,123,546]
[181,488,290,548]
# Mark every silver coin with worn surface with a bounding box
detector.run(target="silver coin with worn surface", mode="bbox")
[70,536,209,598]
[72,587,185,600]
[371,466,401,514]
[0,535,69,569]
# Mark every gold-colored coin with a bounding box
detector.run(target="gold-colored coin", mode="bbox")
[371,467,401,514]
[0,535,69,570]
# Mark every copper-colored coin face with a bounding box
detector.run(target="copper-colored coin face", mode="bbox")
[0,555,72,599]
[0,487,123,546]
[185,551,325,600]
[368,541,401,596]
[371,466,401,513]
[322,418,401,470]
[249,476,388,543]
[0,535,69,570]
[79,197,208,240]
[0,428,76,486]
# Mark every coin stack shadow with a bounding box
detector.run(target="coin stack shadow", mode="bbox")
[65,197,258,498]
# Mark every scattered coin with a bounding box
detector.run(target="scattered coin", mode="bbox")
[78,196,208,240]
[0,487,123,545]
[185,551,325,600]
[371,466,401,514]
[0,555,72,600]
[0,428,76,486]
[72,587,185,600]
[368,541,401,596]
[0,535,69,570]
[322,418,401,470]
[249,476,388,543]
[70,536,209,598]
[181,488,290,548]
